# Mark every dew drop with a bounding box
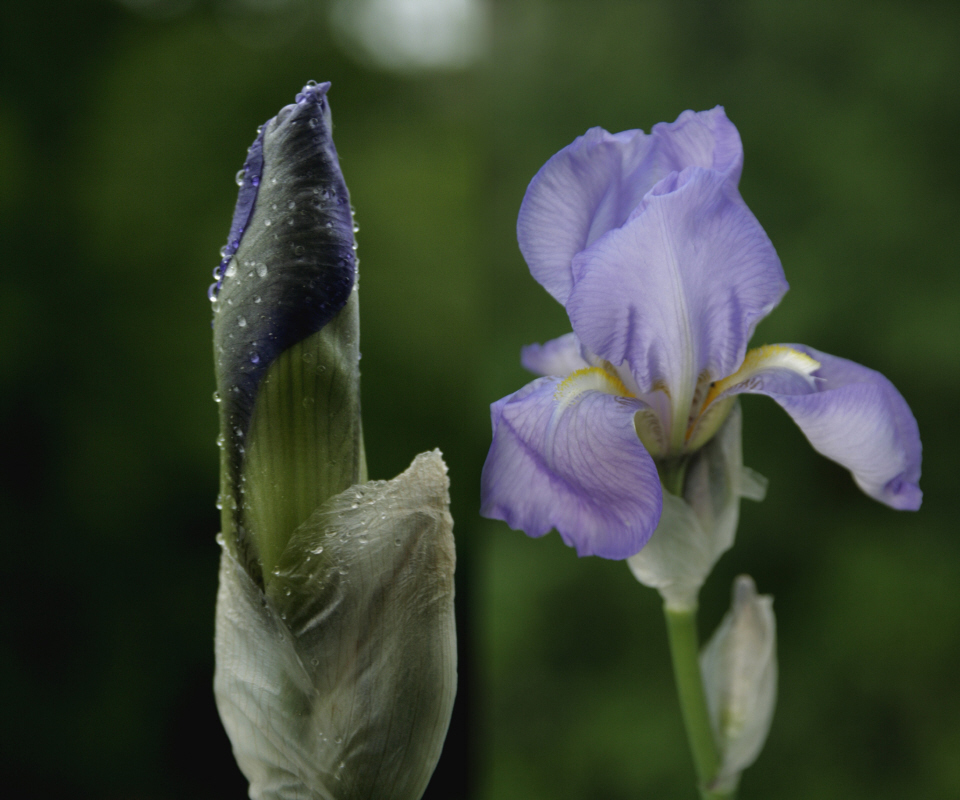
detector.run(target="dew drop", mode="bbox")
[311,545,324,555]
[216,532,225,545]
[250,352,260,365]
[235,169,245,186]
[264,219,272,227]
[212,391,221,403]
[253,295,262,303]
[237,316,247,328]
[257,264,268,278]
[216,433,225,448]
[225,262,237,278]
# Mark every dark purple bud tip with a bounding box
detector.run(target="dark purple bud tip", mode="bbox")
[212,80,357,495]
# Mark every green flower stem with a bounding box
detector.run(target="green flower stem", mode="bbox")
[664,605,733,800]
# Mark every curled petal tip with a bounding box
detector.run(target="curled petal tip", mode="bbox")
[294,79,332,104]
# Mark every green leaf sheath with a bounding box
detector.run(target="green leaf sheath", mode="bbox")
[221,289,363,583]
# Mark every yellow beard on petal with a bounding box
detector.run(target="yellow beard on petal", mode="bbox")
[554,366,635,408]
[702,345,820,410]
[685,345,821,452]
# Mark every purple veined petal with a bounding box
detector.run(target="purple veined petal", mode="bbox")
[520,332,590,377]
[567,166,787,447]
[517,107,742,305]
[717,345,922,510]
[480,373,663,559]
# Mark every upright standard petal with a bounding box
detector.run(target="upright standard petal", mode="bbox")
[716,345,922,510]
[517,108,742,305]
[567,167,787,446]
[480,372,662,559]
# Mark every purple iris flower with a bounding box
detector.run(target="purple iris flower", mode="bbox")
[480,107,922,561]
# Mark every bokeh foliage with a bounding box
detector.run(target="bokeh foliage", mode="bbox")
[1,1,958,798]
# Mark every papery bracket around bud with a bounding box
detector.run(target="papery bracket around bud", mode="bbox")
[215,450,456,800]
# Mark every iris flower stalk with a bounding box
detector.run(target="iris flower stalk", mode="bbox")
[210,82,456,800]
[481,108,921,797]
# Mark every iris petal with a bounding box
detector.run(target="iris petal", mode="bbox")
[480,375,662,559]
[717,345,922,510]
[520,332,589,377]
[567,167,787,442]
[517,107,742,305]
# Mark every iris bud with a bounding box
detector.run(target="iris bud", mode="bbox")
[212,80,361,586]
[699,575,778,794]
[628,402,767,610]
[211,83,456,800]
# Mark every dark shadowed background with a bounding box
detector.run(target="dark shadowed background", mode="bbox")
[1,1,958,798]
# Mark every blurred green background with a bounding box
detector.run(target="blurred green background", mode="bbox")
[1,0,958,798]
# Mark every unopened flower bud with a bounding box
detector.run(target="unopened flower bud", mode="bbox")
[211,83,456,800]
[627,403,767,610]
[212,80,362,587]
[700,574,777,794]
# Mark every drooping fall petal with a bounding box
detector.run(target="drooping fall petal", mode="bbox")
[481,372,662,559]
